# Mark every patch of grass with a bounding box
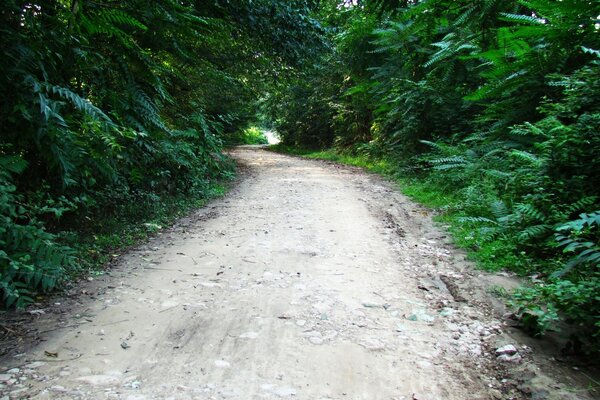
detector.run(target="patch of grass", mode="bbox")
[394,177,460,210]
[269,144,393,175]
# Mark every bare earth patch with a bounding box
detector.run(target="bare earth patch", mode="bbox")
[0,147,597,399]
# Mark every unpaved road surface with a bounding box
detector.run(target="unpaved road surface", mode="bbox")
[0,147,595,399]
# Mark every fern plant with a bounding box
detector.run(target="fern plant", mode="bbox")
[553,211,600,278]
[0,157,76,307]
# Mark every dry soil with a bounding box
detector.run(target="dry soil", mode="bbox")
[0,147,596,400]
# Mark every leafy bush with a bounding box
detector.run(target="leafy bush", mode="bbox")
[0,157,75,307]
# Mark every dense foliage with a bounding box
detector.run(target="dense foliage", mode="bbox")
[268,0,600,347]
[0,0,323,307]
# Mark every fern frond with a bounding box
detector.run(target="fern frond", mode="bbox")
[510,150,542,167]
[581,46,600,59]
[429,156,467,164]
[518,224,551,241]
[556,211,600,232]
[458,216,498,225]
[499,13,546,25]
[45,84,112,123]
[563,197,597,216]
[491,200,510,220]
[515,203,546,222]
[419,140,445,152]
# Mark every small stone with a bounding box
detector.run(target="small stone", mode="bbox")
[24,362,46,369]
[359,338,385,351]
[495,344,518,356]
[274,386,297,397]
[323,330,338,340]
[497,353,522,363]
[76,375,120,386]
[0,375,12,383]
[362,302,380,308]
[309,336,323,345]
[7,368,19,374]
[239,331,259,339]
[296,320,306,327]
[130,381,141,389]
[418,312,435,323]
[214,360,231,368]
[439,308,455,317]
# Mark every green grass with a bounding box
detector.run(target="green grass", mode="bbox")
[270,144,529,274]
[269,144,393,174]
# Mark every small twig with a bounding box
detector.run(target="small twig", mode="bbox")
[1,325,17,334]
[372,291,386,300]
[159,305,180,313]
[100,319,129,327]
[579,371,600,388]
[38,323,83,334]
[26,353,83,363]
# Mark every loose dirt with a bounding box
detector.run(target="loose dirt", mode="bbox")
[0,147,597,399]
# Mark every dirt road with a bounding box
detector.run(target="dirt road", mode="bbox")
[0,147,592,399]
